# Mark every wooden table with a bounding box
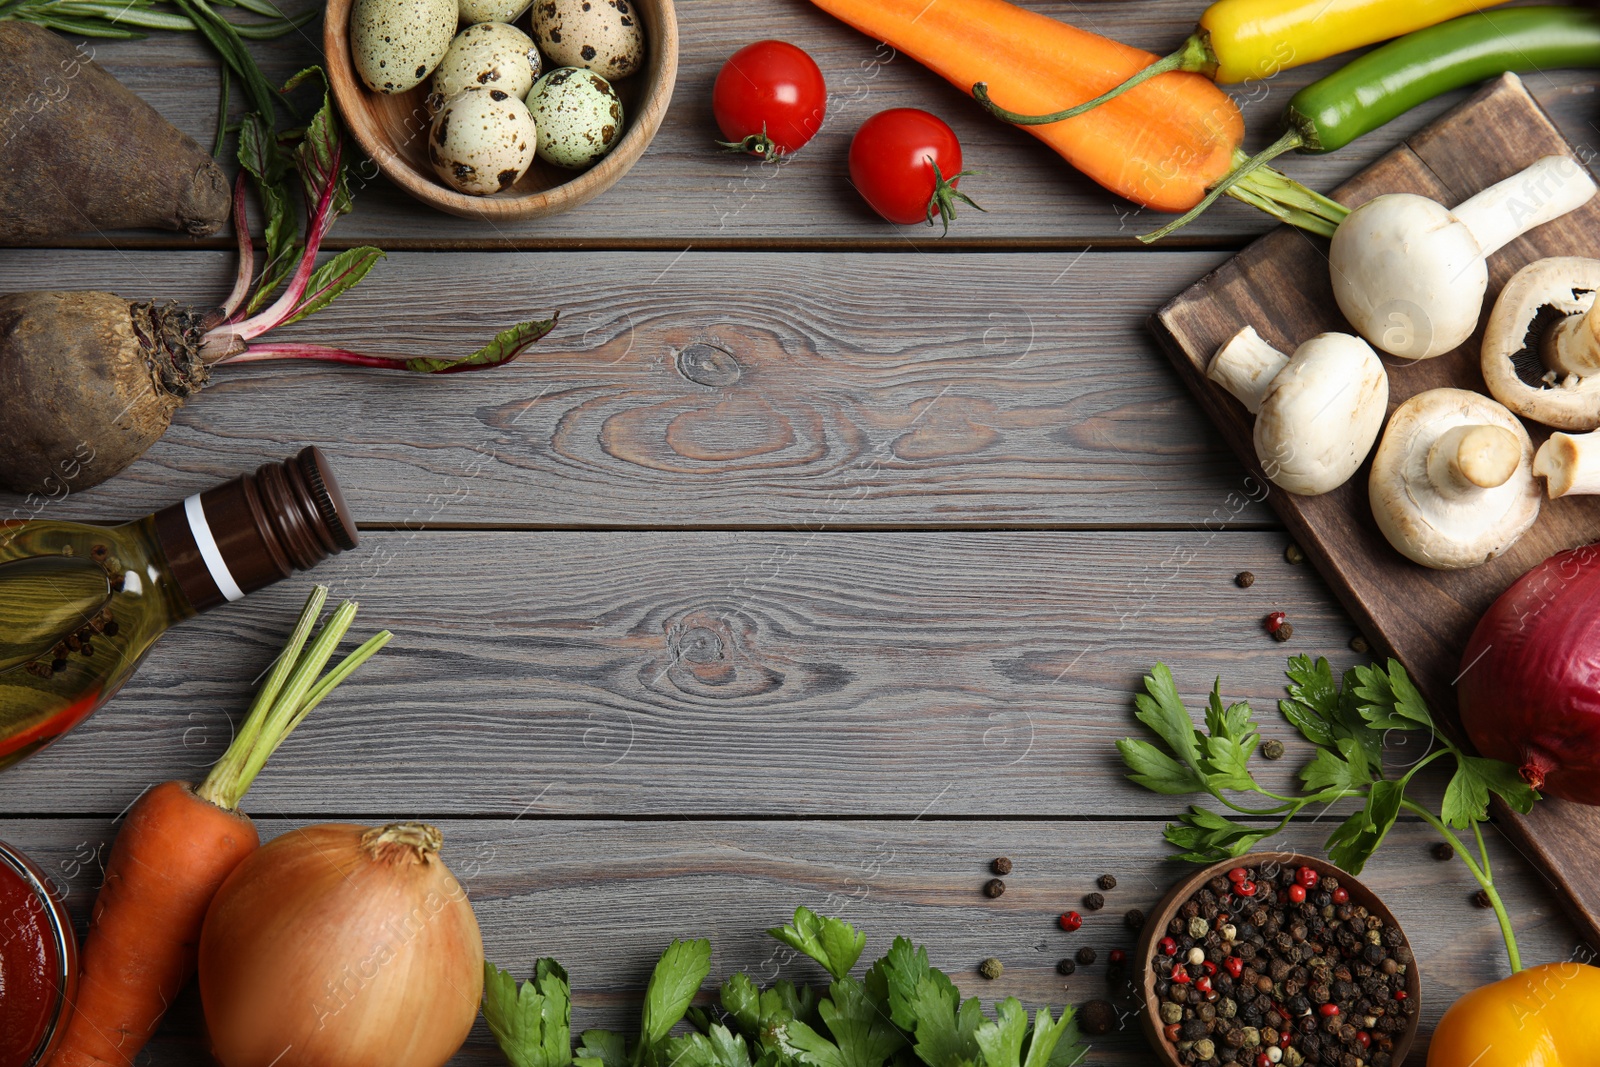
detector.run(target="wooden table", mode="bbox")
[2,1,1593,1061]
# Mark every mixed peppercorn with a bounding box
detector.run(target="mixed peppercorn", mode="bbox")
[1149,863,1414,1067]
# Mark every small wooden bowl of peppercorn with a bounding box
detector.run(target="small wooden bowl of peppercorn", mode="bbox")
[1135,854,1420,1067]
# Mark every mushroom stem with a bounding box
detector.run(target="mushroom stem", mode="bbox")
[1533,431,1600,498]
[1454,156,1598,259]
[1208,326,1290,415]
[1540,297,1600,379]
[1428,424,1523,495]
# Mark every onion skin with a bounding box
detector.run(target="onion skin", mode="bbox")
[1458,542,1600,804]
[198,822,484,1067]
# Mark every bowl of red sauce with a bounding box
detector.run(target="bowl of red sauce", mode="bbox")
[0,839,76,1067]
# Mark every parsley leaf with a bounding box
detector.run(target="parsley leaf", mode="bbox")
[641,939,714,1051]
[1163,806,1272,863]
[770,908,867,982]
[484,960,576,1067]
[1116,738,1205,795]
[1133,664,1205,771]
[786,978,906,1067]
[1443,756,1540,828]
[1351,660,1433,732]
[577,1031,630,1067]
[1325,778,1403,873]
[667,1025,757,1067]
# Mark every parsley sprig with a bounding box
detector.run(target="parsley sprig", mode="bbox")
[485,909,1088,1067]
[1118,655,1539,971]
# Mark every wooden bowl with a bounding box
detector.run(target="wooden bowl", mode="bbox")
[1134,853,1421,1066]
[324,0,678,220]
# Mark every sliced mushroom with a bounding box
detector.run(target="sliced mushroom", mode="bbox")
[1331,155,1597,360]
[1369,388,1540,570]
[1482,256,1600,431]
[1207,325,1388,496]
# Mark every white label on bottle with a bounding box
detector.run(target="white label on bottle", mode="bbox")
[184,494,245,602]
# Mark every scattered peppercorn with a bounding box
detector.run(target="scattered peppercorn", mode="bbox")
[978,957,1003,980]
[1261,739,1285,760]
[1124,908,1144,931]
[1285,543,1305,565]
[1078,1000,1116,1036]
[1084,892,1105,911]
[1059,911,1082,932]
[991,857,1012,876]
[1433,842,1455,862]
[1264,610,1287,635]
[1349,635,1369,654]
[1236,571,1256,588]
[984,878,1006,898]
[1098,873,1117,891]
[1056,958,1076,976]
[1474,889,1493,909]
[1077,946,1097,966]
[1273,622,1294,643]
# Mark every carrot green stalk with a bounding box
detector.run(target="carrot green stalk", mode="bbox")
[49,587,389,1067]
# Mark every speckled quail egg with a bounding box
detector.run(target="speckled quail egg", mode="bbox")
[525,67,623,169]
[530,0,645,82]
[349,0,457,94]
[430,23,541,105]
[428,86,538,195]
[458,0,530,27]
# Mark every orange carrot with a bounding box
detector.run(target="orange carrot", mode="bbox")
[53,782,259,1067]
[807,0,1346,236]
[48,589,389,1067]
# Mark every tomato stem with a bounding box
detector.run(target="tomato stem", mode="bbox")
[716,123,783,161]
[925,159,985,236]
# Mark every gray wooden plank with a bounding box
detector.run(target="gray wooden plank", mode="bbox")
[31,0,1598,247]
[2,529,1418,816]
[0,816,1576,1063]
[0,249,1269,528]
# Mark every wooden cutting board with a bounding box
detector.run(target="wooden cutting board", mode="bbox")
[1152,73,1600,949]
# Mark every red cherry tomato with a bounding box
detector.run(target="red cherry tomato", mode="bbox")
[848,108,982,234]
[713,40,827,158]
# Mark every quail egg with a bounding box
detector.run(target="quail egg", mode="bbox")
[431,23,541,104]
[530,0,645,82]
[458,0,530,26]
[349,0,456,94]
[525,67,623,169]
[428,87,538,195]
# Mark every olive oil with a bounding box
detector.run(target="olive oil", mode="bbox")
[0,448,357,770]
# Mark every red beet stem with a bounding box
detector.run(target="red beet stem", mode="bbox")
[215,342,416,369]
[220,173,254,323]
[208,138,342,350]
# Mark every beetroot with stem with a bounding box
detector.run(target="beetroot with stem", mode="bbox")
[0,67,557,495]
[1459,542,1600,805]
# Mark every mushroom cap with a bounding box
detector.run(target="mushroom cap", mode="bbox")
[1481,256,1600,431]
[1253,333,1389,496]
[1330,193,1488,361]
[1368,388,1539,570]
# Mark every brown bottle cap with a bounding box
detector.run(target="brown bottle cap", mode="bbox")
[153,447,359,613]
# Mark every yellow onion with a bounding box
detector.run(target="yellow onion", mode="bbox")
[198,822,484,1067]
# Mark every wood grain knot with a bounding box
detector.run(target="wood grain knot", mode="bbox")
[677,342,742,387]
[651,607,784,702]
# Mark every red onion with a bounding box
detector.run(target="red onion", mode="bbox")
[1459,542,1600,803]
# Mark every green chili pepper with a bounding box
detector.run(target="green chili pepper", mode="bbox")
[1291,6,1600,154]
[1144,6,1600,242]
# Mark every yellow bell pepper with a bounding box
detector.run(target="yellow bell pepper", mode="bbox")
[1428,962,1600,1067]
[1200,0,1514,84]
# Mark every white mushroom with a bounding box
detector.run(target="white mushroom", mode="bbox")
[1330,155,1597,360]
[1533,430,1600,498]
[1207,325,1388,496]
[1482,256,1600,431]
[1369,388,1540,570]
